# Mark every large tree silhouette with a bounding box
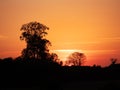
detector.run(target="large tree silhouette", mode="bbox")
[20,21,51,60]
[65,52,86,66]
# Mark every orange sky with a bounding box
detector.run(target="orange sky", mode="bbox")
[0,0,120,67]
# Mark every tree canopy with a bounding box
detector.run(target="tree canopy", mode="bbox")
[20,21,51,60]
[65,52,86,66]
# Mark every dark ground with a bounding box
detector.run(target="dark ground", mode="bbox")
[0,58,120,90]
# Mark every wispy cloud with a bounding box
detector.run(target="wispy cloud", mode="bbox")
[52,49,117,54]
[84,49,117,53]
[0,50,21,58]
[54,41,101,45]
[0,35,7,39]
[103,37,120,41]
[52,49,82,53]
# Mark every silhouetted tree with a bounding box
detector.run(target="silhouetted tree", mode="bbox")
[51,53,59,62]
[65,52,86,66]
[20,21,51,60]
[50,53,63,65]
[110,58,117,65]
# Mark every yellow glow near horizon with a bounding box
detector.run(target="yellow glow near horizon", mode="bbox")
[51,49,83,60]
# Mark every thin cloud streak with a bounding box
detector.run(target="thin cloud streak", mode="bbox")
[103,37,120,40]
[0,35,7,39]
[52,49,117,54]
[0,51,21,58]
[84,49,117,54]
[54,41,101,46]
[66,41,101,44]
[102,37,120,42]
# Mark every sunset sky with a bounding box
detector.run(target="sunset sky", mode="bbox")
[0,0,120,66]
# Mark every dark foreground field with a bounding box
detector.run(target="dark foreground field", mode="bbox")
[1,80,120,90]
[0,58,120,90]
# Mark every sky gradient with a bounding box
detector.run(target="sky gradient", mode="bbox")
[0,0,120,66]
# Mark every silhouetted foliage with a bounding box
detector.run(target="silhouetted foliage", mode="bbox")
[50,53,63,65]
[20,21,51,60]
[51,53,59,62]
[65,52,86,66]
[110,58,117,65]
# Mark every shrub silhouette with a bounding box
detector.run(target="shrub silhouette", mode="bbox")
[110,58,117,65]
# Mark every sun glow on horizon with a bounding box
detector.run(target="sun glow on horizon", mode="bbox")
[50,49,120,66]
[52,49,83,52]
[50,49,83,61]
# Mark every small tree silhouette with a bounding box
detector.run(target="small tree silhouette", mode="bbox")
[20,21,51,60]
[110,58,117,65]
[66,52,86,66]
[50,53,63,65]
[51,53,59,62]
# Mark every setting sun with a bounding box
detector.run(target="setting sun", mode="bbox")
[51,49,83,61]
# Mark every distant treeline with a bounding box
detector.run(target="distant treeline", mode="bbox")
[0,57,120,89]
